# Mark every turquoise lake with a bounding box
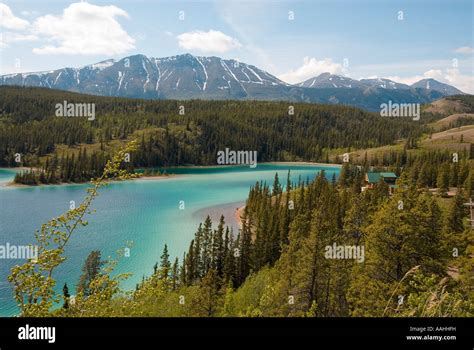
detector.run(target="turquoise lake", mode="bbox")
[0,163,340,316]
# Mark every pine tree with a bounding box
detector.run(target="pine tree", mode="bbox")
[237,212,252,286]
[367,191,414,282]
[212,215,225,276]
[437,164,450,196]
[409,194,444,274]
[450,163,460,187]
[338,163,349,187]
[272,172,282,196]
[223,230,236,286]
[278,170,293,247]
[343,195,367,245]
[179,253,187,286]
[192,269,222,316]
[62,283,70,309]
[159,244,171,281]
[185,240,196,285]
[171,257,179,290]
[446,192,466,234]
[417,162,430,188]
[202,216,213,275]
[77,250,103,296]
[193,224,203,279]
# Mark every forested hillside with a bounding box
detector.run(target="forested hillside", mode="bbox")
[0,86,427,184]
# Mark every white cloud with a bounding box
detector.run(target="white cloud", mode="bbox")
[0,3,29,30]
[177,30,241,54]
[422,69,445,81]
[0,32,37,48]
[386,68,474,94]
[454,46,474,54]
[385,70,442,85]
[442,68,474,94]
[31,2,135,55]
[278,57,346,84]
[0,4,36,49]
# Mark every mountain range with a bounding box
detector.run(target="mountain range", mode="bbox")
[0,53,465,111]
[297,72,463,95]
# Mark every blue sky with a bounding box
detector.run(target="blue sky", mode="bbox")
[1,0,473,92]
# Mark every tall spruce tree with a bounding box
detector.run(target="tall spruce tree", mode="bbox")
[77,250,104,296]
[159,244,171,281]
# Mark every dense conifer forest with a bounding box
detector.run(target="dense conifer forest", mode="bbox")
[1,86,426,184]
[29,165,472,317]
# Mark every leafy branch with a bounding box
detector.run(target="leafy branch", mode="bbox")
[8,140,139,316]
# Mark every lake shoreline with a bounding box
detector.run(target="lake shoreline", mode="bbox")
[147,161,342,169]
[266,161,342,167]
[1,161,341,188]
[1,173,178,188]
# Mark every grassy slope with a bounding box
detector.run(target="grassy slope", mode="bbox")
[429,113,474,131]
[347,96,474,163]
